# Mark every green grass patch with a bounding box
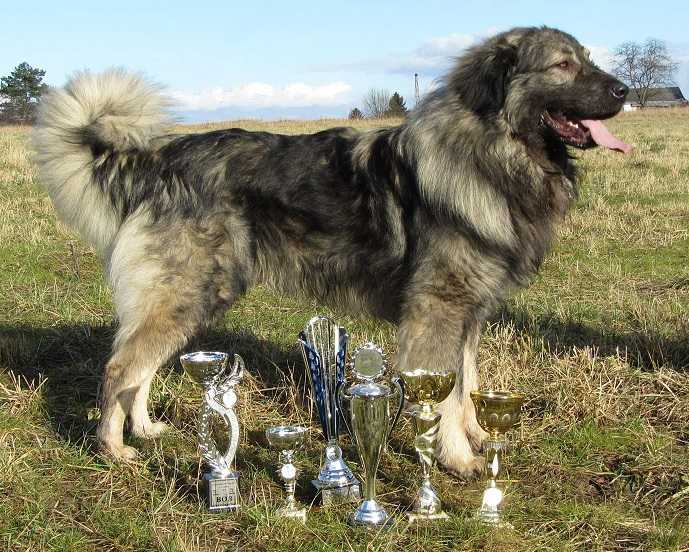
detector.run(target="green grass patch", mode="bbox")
[2,113,689,550]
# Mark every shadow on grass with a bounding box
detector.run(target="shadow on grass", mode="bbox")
[0,322,308,449]
[1,307,687,454]
[497,306,689,372]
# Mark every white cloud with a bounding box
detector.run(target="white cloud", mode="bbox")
[585,45,615,72]
[313,30,496,77]
[385,33,478,75]
[171,81,352,111]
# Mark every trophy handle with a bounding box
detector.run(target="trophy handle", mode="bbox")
[228,353,245,382]
[199,354,244,475]
[389,375,405,439]
[220,395,240,473]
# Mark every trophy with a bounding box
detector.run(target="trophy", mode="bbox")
[470,390,525,527]
[399,367,457,522]
[265,425,309,522]
[339,343,404,527]
[180,351,245,512]
[298,316,360,505]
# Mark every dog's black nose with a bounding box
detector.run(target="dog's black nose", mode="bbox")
[610,82,629,100]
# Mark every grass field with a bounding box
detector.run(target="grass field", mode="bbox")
[1,110,689,551]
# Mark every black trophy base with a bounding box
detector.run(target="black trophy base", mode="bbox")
[314,481,361,507]
[203,471,240,512]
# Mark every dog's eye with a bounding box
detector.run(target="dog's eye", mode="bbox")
[557,61,570,70]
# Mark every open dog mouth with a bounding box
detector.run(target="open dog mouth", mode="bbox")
[542,111,632,153]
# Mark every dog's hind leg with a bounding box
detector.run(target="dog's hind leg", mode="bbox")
[130,370,168,439]
[97,294,203,460]
[96,216,244,460]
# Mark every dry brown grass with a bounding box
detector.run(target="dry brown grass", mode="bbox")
[1,110,688,551]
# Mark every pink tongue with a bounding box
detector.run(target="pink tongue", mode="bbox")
[581,119,633,154]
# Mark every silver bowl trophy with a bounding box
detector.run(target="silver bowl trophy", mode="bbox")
[180,351,245,512]
[299,316,360,505]
[339,344,404,528]
[265,426,309,522]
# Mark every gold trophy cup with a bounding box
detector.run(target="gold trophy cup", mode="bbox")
[400,367,457,522]
[470,390,525,527]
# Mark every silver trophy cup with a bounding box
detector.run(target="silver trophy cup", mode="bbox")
[339,344,404,527]
[180,351,244,512]
[265,425,309,522]
[299,316,360,505]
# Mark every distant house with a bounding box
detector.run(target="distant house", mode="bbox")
[623,86,688,111]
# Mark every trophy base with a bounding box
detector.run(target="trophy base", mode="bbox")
[277,506,307,523]
[349,499,393,528]
[407,510,449,523]
[313,480,361,506]
[203,471,241,512]
[475,509,512,529]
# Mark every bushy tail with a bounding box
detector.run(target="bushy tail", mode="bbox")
[33,69,170,252]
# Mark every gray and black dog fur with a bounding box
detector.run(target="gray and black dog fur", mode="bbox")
[33,26,628,476]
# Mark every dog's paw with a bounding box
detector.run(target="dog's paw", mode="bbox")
[131,421,170,439]
[467,424,489,453]
[100,442,139,461]
[438,453,485,480]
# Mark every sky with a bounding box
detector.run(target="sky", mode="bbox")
[2,0,688,121]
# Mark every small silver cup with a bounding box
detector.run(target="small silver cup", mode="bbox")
[265,425,309,522]
[180,351,244,512]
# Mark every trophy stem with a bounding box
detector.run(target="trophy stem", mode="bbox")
[408,406,448,522]
[477,439,508,526]
[275,450,307,522]
[363,467,377,502]
[470,390,525,529]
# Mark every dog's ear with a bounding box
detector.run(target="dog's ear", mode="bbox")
[450,35,519,116]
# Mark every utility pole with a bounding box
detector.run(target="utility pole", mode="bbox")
[414,73,420,106]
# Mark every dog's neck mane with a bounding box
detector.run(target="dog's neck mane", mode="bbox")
[397,101,577,279]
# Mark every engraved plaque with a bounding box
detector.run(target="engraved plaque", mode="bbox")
[206,475,240,512]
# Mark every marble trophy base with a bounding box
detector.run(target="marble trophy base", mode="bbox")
[203,470,241,512]
[277,504,308,523]
[313,480,361,506]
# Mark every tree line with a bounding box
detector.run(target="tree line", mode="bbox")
[349,89,408,120]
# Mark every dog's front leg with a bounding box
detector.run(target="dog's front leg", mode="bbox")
[435,320,487,478]
[397,286,485,479]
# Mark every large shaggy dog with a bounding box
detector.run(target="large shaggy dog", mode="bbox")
[33,27,630,476]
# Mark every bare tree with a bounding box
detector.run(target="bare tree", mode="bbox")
[362,88,391,118]
[612,39,679,107]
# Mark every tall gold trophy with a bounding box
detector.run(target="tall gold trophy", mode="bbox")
[399,367,456,522]
[470,390,524,527]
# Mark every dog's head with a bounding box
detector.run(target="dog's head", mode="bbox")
[449,27,631,153]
